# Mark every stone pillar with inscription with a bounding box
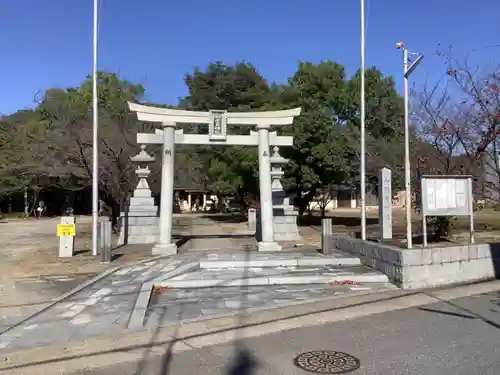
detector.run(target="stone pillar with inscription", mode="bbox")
[270,146,301,241]
[153,122,178,255]
[378,167,393,241]
[117,145,159,246]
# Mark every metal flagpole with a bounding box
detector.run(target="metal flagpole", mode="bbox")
[360,0,367,240]
[91,0,99,256]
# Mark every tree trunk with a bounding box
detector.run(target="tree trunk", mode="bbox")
[297,189,316,216]
[24,187,28,217]
[217,196,225,213]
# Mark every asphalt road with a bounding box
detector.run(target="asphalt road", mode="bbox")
[66,290,500,374]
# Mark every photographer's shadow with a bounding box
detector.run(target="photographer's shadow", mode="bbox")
[225,344,260,375]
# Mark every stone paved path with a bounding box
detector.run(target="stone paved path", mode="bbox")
[163,265,388,289]
[0,256,193,351]
[170,265,381,281]
[0,273,97,334]
[183,217,237,251]
[0,217,396,353]
[145,282,392,329]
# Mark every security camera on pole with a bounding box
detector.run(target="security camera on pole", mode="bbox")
[396,41,424,249]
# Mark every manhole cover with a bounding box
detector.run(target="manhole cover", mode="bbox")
[294,350,360,373]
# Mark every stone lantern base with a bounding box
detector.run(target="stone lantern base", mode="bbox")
[273,206,301,242]
[269,145,301,243]
[117,209,159,246]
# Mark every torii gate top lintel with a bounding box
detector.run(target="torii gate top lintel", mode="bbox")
[128,102,301,127]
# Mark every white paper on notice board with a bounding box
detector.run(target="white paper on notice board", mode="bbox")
[446,180,456,208]
[434,179,448,209]
[426,179,436,210]
[455,179,466,194]
[455,179,467,207]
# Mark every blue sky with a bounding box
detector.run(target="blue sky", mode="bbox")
[0,0,498,114]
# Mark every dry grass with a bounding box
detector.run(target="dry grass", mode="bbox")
[0,216,194,319]
[297,208,500,247]
[0,216,193,279]
[202,208,500,247]
[3,210,499,277]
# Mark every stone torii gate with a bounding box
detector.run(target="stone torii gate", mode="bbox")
[129,102,301,255]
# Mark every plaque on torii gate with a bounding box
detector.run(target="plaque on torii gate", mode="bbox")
[129,102,301,255]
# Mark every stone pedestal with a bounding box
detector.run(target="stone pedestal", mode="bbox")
[257,241,283,252]
[117,210,159,245]
[270,147,301,242]
[118,146,159,246]
[273,207,300,241]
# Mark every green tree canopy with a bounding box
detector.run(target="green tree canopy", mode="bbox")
[180,62,273,201]
[0,60,422,218]
[35,72,145,213]
[277,61,355,213]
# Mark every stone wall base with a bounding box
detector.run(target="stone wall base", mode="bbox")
[331,236,500,289]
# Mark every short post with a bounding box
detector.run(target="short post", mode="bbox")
[321,218,333,255]
[99,219,105,252]
[106,220,112,262]
[58,216,76,257]
[100,219,112,263]
[248,208,257,232]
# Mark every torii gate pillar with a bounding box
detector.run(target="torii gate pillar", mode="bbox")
[256,124,281,252]
[154,122,177,255]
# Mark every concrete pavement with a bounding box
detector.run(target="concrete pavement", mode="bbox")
[0,248,393,352]
[65,290,500,375]
[0,272,97,333]
[2,280,500,375]
[64,289,500,374]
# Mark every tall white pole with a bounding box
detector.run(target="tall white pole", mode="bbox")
[91,0,99,256]
[360,0,367,240]
[403,47,412,249]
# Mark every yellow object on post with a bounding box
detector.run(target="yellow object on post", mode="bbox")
[57,223,76,237]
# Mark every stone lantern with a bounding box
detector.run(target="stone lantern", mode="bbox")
[130,145,156,197]
[269,146,301,242]
[117,145,159,245]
